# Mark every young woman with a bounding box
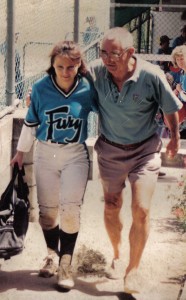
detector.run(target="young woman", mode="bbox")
[11,41,98,289]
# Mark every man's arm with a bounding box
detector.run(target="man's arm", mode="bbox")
[164,112,180,158]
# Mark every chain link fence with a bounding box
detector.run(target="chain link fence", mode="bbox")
[1,2,185,107]
[0,0,109,105]
[152,11,184,54]
[0,0,110,136]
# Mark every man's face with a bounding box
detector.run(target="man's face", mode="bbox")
[100,39,133,76]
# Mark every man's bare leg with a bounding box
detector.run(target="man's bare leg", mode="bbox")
[125,179,156,275]
[104,191,123,260]
[124,179,156,292]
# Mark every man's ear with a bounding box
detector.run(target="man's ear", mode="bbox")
[128,47,135,57]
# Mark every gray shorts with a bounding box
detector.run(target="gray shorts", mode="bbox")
[94,133,162,194]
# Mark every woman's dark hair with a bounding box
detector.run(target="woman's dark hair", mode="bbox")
[46,40,87,76]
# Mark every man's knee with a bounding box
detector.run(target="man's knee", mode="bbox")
[132,205,150,225]
[104,191,123,210]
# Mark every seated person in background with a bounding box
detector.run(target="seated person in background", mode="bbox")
[171,45,186,102]
[175,76,186,102]
[157,35,172,73]
[83,16,102,62]
[166,67,182,91]
[165,45,186,138]
[172,25,186,49]
[165,46,186,90]
[83,16,100,46]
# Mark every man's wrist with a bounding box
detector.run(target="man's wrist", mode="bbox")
[169,131,180,139]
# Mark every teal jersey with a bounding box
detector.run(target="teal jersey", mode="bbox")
[25,75,98,144]
[88,58,182,144]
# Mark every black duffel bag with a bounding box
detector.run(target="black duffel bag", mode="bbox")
[0,163,29,260]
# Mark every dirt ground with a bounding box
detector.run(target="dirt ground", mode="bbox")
[0,167,186,300]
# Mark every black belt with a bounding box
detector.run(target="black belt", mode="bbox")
[100,134,154,150]
[48,140,67,145]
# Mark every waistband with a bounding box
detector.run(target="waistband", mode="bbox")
[100,134,155,150]
[43,140,67,145]
[40,140,83,146]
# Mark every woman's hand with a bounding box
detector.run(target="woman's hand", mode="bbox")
[10,151,24,169]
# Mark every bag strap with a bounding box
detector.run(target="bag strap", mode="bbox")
[16,165,29,206]
[0,163,29,209]
[12,163,20,182]
[0,164,19,210]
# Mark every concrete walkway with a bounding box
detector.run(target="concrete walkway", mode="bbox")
[0,167,186,300]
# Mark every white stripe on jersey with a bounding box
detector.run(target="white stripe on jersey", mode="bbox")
[51,75,80,98]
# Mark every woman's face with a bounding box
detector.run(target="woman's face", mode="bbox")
[53,54,80,84]
[175,54,186,69]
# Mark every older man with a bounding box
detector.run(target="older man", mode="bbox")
[88,27,182,293]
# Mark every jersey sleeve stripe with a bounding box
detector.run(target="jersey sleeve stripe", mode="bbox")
[24,120,39,127]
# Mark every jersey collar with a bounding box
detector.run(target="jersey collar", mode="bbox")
[51,75,80,98]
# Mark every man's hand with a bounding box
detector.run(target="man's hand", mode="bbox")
[166,137,180,159]
[25,87,32,107]
[164,111,181,159]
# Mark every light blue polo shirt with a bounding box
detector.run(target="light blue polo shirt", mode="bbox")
[88,57,182,144]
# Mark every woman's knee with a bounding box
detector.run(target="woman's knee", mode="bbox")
[60,203,81,233]
[39,206,59,230]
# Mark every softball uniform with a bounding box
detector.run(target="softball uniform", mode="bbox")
[17,74,98,233]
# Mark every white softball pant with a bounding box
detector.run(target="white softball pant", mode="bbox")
[33,141,89,234]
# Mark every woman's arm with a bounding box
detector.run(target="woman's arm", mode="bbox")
[10,124,36,168]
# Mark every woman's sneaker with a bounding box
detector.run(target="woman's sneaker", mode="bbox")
[57,254,74,289]
[39,254,58,278]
